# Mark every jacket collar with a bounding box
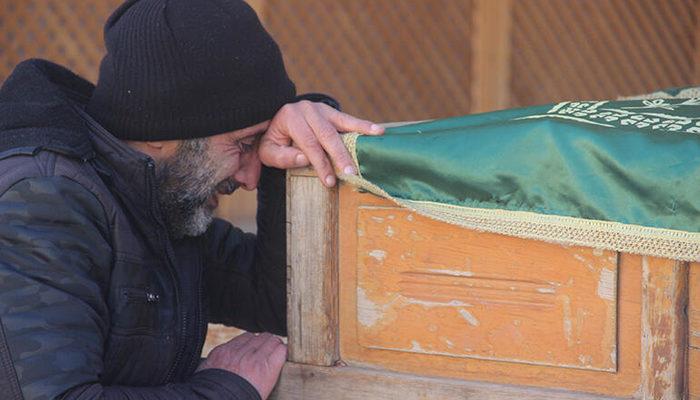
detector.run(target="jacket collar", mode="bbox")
[75,104,161,216]
[0,59,95,159]
[0,59,166,231]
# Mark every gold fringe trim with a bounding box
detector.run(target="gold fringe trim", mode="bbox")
[340,133,700,261]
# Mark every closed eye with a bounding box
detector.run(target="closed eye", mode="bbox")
[231,133,261,154]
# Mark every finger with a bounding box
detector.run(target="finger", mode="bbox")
[226,332,256,352]
[236,333,270,361]
[206,332,255,368]
[304,106,358,176]
[268,343,287,371]
[319,105,384,136]
[255,334,285,358]
[258,140,309,169]
[285,115,336,187]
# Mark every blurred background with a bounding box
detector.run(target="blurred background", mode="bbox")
[2,0,699,352]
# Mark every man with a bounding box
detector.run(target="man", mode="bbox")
[0,0,383,399]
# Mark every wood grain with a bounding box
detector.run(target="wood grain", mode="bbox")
[690,264,700,350]
[690,347,700,400]
[286,171,339,365]
[338,185,641,397]
[271,363,622,400]
[639,257,688,400]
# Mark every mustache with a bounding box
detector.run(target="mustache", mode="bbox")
[215,178,240,195]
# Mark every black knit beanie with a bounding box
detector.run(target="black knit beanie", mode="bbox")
[86,0,296,141]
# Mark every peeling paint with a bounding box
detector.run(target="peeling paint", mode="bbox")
[368,249,386,262]
[357,287,383,327]
[385,225,395,237]
[610,346,617,365]
[578,354,592,366]
[404,297,471,308]
[371,216,384,223]
[459,308,480,326]
[537,287,556,294]
[592,248,604,256]
[562,295,573,347]
[444,338,455,348]
[597,268,616,301]
[426,268,474,277]
[406,214,414,221]
[573,254,595,272]
[357,228,364,237]
[410,340,423,351]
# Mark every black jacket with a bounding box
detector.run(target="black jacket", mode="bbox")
[0,59,286,399]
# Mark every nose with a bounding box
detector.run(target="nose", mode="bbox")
[234,149,262,190]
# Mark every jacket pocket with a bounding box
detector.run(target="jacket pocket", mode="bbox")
[111,286,162,335]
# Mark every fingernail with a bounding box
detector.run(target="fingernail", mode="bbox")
[343,166,356,175]
[370,124,381,133]
[295,153,308,165]
[325,175,336,186]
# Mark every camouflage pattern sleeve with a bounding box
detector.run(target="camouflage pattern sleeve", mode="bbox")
[0,177,262,400]
[0,176,113,399]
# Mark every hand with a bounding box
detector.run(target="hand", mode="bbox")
[258,100,384,187]
[197,332,287,400]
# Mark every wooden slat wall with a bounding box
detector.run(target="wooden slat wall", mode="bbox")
[263,0,475,122]
[0,0,121,83]
[262,0,700,118]
[509,0,699,107]
[3,1,700,120]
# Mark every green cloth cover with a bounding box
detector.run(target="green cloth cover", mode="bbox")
[347,93,700,260]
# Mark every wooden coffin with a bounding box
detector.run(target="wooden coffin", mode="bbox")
[274,168,698,400]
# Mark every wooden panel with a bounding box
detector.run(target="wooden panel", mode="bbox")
[509,0,699,107]
[639,257,688,400]
[354,206,618,371]
[286,171,339,365]
[339,186,641,397]
[272,363,619,400]
[690,348,700,400]
[691,264,700,349]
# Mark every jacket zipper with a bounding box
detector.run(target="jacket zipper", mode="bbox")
[77,105,194,382]
[188,258,205,373]
[122,288,160,304]
[144,159,187,383]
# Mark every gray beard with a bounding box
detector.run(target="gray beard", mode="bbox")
[155,138,224,239]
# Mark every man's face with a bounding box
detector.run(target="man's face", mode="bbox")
[155,121,267,239]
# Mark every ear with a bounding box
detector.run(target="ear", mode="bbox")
[125,139,180,161]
